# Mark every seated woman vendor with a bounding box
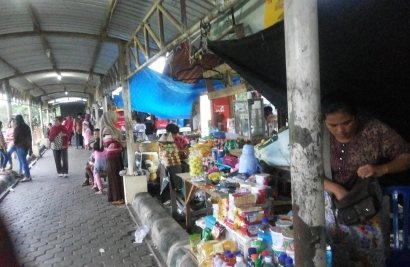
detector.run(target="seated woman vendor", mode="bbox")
[322,91,410,267]
[159,123,180,142]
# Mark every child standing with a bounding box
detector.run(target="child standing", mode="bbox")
[83,121,92,150]
[91,138,107,195]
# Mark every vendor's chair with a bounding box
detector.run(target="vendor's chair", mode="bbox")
[382,186,410,266]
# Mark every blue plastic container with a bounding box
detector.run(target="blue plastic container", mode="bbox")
[205,215,217,230]
[177,119,185,127]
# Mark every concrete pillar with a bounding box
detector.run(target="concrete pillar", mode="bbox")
[27,98,33,131]
[118,43,135,175]
[3,80,12,121]
[93,104,99,127]
[46,109,50,124]
[102,97,108,113]
[39,106,44,138]
[284,0,325,266]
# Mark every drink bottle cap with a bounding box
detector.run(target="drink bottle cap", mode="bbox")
[285,256,293,265]
[262,217,269,223]
[251,254,258,260]
[279,252,288,260]
[262,250,269,256]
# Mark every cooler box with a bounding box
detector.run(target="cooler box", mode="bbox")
[205,215,217,230]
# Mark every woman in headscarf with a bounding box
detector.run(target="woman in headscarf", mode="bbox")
[14,115,32,182]
[100,111,125,205]
[49,116,70,177]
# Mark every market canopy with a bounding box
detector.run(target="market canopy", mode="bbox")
[113,67,239,119]
[207,0,410,141]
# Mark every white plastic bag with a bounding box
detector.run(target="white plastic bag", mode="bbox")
[133,225,150,243]
[256,129,290,166]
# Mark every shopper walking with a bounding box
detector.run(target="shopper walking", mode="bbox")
[4,119,22,176]
[49,116,70,177]
[0,121,9,173]
[14,115,32,182]
[100,111,125,205]
[74,113,83,149]
[63,115,74,145]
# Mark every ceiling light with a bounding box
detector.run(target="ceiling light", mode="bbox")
[65,91,68,95]
[57,74,62,81]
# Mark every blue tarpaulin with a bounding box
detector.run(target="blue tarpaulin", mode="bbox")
[114,67,239,119]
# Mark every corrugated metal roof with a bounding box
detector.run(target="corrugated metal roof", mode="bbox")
[0,0,242,103]
[30,0,109,34]
[0,36,50,75]
[0,0,34,35]
[94,42,118,74]
[46,37,98,71]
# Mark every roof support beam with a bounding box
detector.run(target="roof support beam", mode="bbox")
[87,0,118,82]
[0,31,122,44]
[40,91,90,97]
[20,83,95,91]
[26,1,58,70]
[4,69,101,81]
[0,55,45,94]
[125,0,247,80]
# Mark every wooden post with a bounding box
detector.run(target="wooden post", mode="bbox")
[118,42,135,175]
[3,80,12,121]
[284,0,326,266]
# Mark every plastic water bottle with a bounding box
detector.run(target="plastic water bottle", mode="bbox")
[326,244,332,267]
[261,255,274,267]
[247,248,257,265]
[277,252,287,267]
[284,256,294,267]
[257,218,273,247]
[260,250,269,263]
[234,254,247,267]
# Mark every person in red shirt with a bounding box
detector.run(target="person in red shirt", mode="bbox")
[49,116,70,177]
[74,113,83,149]
[63,115,74,145]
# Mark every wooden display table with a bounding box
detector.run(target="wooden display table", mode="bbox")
[176,173,228,231]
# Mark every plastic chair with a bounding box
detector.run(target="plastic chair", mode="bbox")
[382,186,410,266]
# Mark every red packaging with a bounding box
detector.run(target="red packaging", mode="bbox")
[222,156,239,168]
[240,222,262,237]
[155,120,168,129]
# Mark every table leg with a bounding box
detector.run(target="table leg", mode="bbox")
[184,180,196,231]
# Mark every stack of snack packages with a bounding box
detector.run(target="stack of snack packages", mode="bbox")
[227,193,265,237]
[159,143,181,167]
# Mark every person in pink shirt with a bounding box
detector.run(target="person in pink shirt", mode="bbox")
[4,119,22,176]
[83,121,92,150]
[91,138,107,195]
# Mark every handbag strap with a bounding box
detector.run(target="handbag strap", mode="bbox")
[322,124,332,180]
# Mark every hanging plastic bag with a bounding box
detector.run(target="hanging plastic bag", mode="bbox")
[256,129,290,166]
[133,225,150,243]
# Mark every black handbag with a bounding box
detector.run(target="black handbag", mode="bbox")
[331,176,381,226]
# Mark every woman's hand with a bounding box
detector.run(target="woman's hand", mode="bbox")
[324,178,348,201]
[357,164,387,179]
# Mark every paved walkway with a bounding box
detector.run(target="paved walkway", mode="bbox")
[0,146,159,267]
